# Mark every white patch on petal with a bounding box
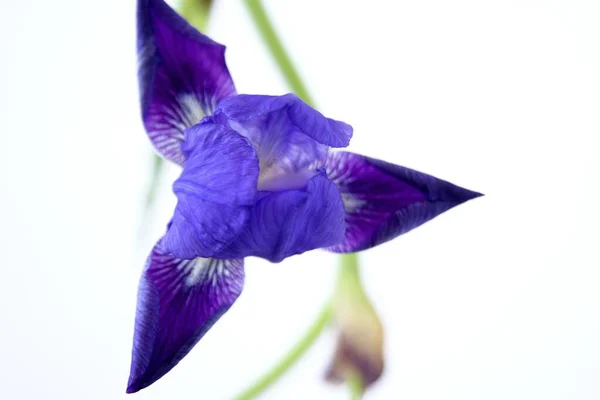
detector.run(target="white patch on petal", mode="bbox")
[326,152,356,186]
[150,95,205,145]
[174,94,206,130]
[324,152,366,213]
[177,257,232,288]
[145,94,208,165]
[341,192,366,213]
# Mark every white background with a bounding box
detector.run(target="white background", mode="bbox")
[1,0,599,399]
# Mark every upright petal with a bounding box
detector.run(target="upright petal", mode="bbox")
[324,152,482,252]
[137,0,236,164]
[163,123,259,259]
[217,172,346,262]
[127,240,244,393]
[215,94,353,175]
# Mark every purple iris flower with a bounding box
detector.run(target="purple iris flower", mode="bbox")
[127,0,482,393]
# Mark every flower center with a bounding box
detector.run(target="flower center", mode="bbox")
[257,165,315,191]
[227,120,316,192]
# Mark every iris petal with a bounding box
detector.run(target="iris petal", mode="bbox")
[217,172,346,262]
[137,0,236,164]
[163,123,259,259]
[127,240,244,393]
[215,94,352,173]
[324,152,483,252]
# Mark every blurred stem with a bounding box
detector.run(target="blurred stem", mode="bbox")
[337,253,362,295]
[244,0,315,106]
[336,254,369,400]
[334,255,367,400]
[145,153,164,211]
[180,0,213,32]
[234,304,332,400]
[347,373,365,400]
[145,0,213,211]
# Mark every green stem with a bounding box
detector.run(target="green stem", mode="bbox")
[234,304,332,400]
[347,373,364,400]
[244,0,315,106]
[145,0,213,212]
[338,253,361,292]
[180,0,213,32]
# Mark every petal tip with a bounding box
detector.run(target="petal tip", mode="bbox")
[431,175,483,206]
[470,190,484,200]
[126,355,158,394]
[450,186,484,205]
[126,373,147,394]
[125,382,140,394]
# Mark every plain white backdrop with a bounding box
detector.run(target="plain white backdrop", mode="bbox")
[1,0,599,399]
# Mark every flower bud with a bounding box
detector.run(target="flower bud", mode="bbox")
[325,255,384,393]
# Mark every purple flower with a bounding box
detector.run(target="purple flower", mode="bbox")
[127,0,482,393]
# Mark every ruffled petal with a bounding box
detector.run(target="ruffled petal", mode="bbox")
[215,94,352,175]
[217,172,346,262]
[163,123,259,259]
[137,0,236,164]
[127,240,244,393]
[324,152,483,252]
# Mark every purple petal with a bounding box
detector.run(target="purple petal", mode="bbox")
[127,240,244,393]
[217,172,346,262]
[137,0,236,164]
[217,94,352,147]
[163,123,259,259]
[214,94,352,174]
[324,152,483,252]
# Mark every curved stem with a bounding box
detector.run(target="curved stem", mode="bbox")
[244,0,315,106]
[234,304,332,400]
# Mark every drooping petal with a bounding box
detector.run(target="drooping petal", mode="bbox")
[214,94,353,175]
[137,0,236,164]
[324,152,483,252]
[217,172,346,262]
[127,240,244,393]
[163,123,259,259]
